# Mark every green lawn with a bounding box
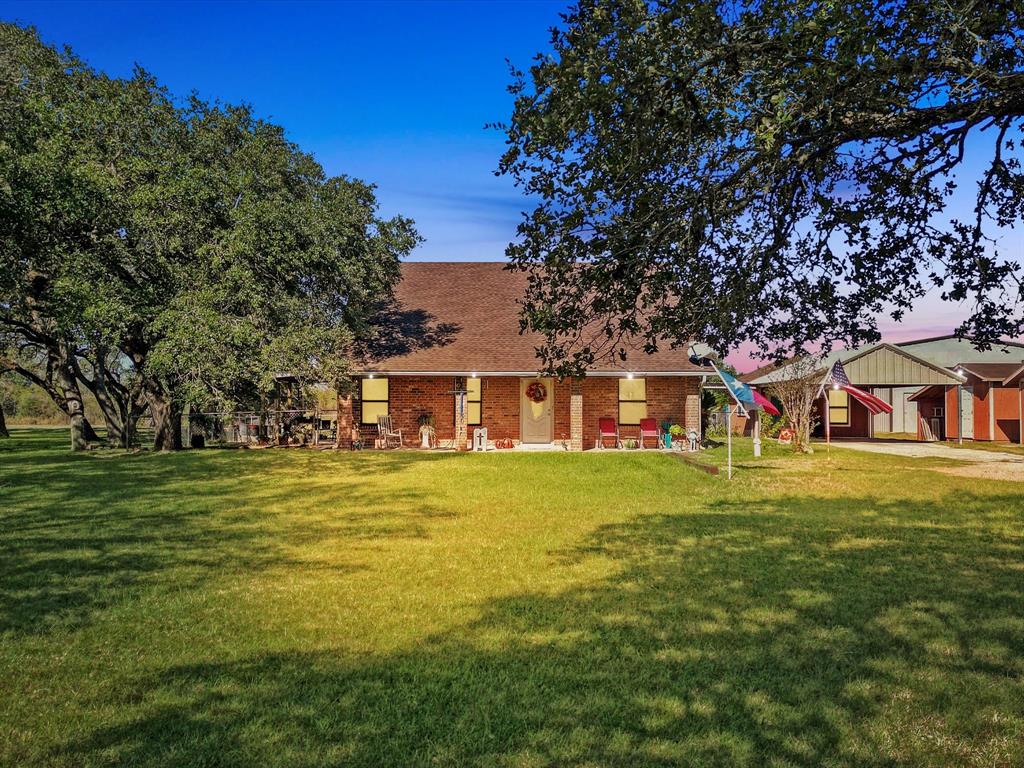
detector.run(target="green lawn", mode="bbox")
[1,430,1022,767]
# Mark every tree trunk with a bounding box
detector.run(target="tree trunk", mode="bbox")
[148,388,182,451]
[55,343,89,451]
[120,393,146,449]
[88,371,125,445]
[83,417,101,443]
[0,400,9,438]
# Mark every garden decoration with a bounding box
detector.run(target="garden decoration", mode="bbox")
[418,413,436,449]
[525,381,547,403]
[668,423,684,449]
[686,428,699,452]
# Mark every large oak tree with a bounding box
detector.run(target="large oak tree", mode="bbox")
[499,0,1024,373]
[1,24,417,450]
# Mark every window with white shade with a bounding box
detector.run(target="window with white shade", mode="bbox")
[827,389,849,426]
[618,378,647,425]
[360,378,389,425]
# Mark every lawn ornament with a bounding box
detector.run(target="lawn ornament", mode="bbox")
[687,428,699,452]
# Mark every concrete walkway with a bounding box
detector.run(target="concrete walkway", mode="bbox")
[836,441,1024,463]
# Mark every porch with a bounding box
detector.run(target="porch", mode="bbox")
[341,374,703,452]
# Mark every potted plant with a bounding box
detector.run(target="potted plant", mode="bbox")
[659,420,672,448]
[418,413,436,449]
[668,424,684,449]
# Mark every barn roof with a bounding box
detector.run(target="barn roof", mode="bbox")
[359,262,705,375]
[748,343,965,387]
[955,362,1024,381]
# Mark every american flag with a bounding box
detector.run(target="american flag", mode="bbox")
[829,360,851,387]
[828,360,893,415]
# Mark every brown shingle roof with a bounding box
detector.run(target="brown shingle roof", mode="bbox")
[362,262,704,374]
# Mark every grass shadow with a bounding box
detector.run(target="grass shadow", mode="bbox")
[45,487,1024,767]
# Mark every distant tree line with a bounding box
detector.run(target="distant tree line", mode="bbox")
[1,23,419,450]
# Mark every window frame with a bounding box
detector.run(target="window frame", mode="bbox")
[827,389,850,426]
[463,377,482,426]
[360,377,389,425]
[618,377,648,426]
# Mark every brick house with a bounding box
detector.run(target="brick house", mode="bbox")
[338,262,705,450]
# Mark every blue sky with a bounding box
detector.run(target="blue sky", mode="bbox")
[0,0,563,261]
[2,0,1018,366]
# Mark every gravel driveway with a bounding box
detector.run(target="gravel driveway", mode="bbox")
[838,441,1024,463]
[837,440,1024,482]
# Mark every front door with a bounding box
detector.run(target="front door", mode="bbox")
[520,378,554,443]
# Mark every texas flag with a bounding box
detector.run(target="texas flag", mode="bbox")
[716,366,781,416]
[828,360,893,415]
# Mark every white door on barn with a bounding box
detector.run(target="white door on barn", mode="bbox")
[960,386,974,439]
[520,378,554,443]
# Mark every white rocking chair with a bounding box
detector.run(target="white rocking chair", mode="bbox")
[377,415,403,449]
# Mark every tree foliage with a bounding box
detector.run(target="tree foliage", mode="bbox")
[499,0,1024,375]
[0,23,418,449]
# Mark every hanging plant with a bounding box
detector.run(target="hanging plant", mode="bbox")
[525,381,547,403]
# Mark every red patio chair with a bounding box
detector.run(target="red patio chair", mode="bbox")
[598,417,620,449]
[638,418,659,449]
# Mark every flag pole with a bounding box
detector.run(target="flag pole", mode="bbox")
[752,409,761,458]
[726,404,733,480]
[824,391,831,460]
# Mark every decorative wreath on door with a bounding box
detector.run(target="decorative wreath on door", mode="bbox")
[525,381,547,403]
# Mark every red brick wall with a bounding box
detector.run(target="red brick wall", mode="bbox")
[582,376,698,448]
[349,374,699,449]
[352,376,559,448]
[351,376,457,447]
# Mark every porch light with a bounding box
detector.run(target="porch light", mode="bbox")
[955,368,964,376]
[832,383,840,390]
[470,372,477,378]
[626,372,634,380]
[368,374,375,379]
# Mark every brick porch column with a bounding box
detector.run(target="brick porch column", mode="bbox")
[570,378,584,451]
[684,377,701,438]
[335,393,354,448]
[454,377,468,450]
